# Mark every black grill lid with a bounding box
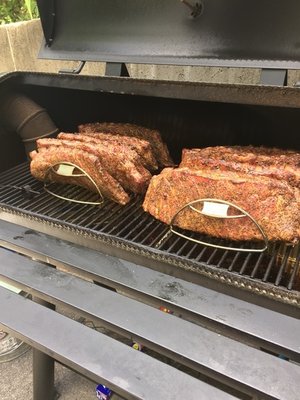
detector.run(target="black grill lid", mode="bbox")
[37,0,300,69]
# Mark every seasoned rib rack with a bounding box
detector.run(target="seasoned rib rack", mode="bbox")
[0,162,299,306]
[143,167,300,242]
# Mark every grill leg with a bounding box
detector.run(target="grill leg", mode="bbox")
[32,297,56,400]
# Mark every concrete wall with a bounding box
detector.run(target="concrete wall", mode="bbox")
[0,19,105,76]
[1,19,300,85]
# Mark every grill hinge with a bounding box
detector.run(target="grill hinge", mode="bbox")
[37,0,55,47]
[59,61,86,75]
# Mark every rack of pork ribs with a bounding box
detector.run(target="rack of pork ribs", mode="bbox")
[30,124,300,245]
[29,122,174,205]
[143,146,300,244]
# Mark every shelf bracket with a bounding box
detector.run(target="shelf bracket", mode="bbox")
[260,69,287,86]
[105,62,130,77]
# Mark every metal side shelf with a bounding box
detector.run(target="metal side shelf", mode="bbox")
[0,220,299,361]
[0,222,300,399]
[0,284,230,400]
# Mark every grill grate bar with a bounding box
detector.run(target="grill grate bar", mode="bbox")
[185,242,200,259]
[239,253,252,275]
[148,226,170,248]
[89,203,125,232]
[217,250,229,268]
[0,162,27,181]
[274,245,292,287]
[136,220,169,245]
[0,176,38,203]
[88,202,124,230]
[11,169,35,184]
[206,248,219,265]
[195,246,207,262]
[139,223,167,245]
[48,197,91,223]
[0,190,32,208]
[116,209,146,238]
[0,162,299,294]
[28,186,82,214]
[123,213,153,241]
[53,198,96,222]
[0,164,30,185]
[288,250,300,290]
[164,235,183,253]
[70,203,108,227]
[23,192,66,214]
[105,200,143,235]
[154,230,174,250]
[100,200,138,233]
[20,183,82,213]
[176,236,196,256]
[250,252,265,279]
[228,251,242,272]
[0,176,36,197]
[1,189,41,209]
[262,252,277,282]
[45,191,94,220]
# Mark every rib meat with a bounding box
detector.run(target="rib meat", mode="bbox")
[30,147,130,205]
[143,167,300,242]
[180,146,300,187]
[78,122,174,167]
[37,138,151,194]
[60,132,158,170]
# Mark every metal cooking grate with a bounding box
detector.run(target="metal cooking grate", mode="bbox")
[0,163,299,293]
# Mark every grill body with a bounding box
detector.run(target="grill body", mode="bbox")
[0,71,300,314]
[3,1,300,391]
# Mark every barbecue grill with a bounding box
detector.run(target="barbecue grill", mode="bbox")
[1,72,300,311]
[1,0,300,398]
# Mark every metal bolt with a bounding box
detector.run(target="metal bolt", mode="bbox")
[181,0,203,18]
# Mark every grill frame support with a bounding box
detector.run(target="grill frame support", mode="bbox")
[32,297,56,400]
[0,245,300,399]
[0,220,299,358]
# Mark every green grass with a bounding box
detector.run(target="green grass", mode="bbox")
[0,0,39,25]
